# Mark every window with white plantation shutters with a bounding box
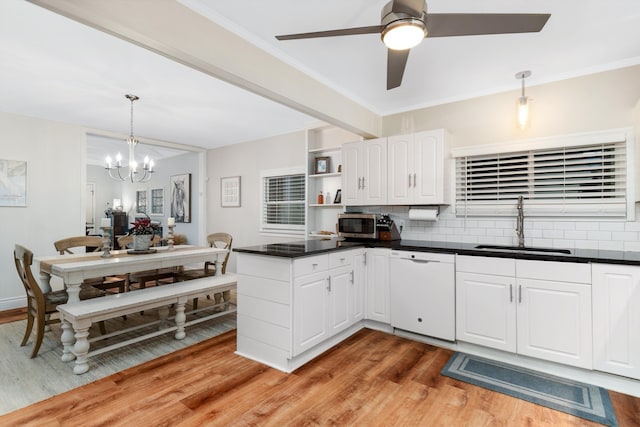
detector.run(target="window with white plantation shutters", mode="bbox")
[456,141,627,217]
[261,170,305,234]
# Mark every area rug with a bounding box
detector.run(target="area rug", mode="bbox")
[441,352,618,426]
[0,297,236,415]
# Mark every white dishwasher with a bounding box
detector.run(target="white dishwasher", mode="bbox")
[389,250,455,341]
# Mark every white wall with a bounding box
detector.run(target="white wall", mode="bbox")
[207,131,306,273]
[0,111,85,310]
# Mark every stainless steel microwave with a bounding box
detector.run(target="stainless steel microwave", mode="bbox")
[337,213,378,239]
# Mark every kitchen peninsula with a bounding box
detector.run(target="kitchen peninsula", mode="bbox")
[234,238,640,396]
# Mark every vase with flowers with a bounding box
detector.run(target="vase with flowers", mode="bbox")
[127,215,159,251]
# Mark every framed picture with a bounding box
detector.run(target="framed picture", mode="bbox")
[150,188,164,215]
[0,159,27,207]
[221,176,241,207]
[314,156,330,174]
[334,189,342,204]
[170,173,191,223]
[135,190,147,214]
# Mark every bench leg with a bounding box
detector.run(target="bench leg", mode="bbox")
[60,318,76,362]
[72,320,92,375]
[158,305,169,330]
[174,301,186,340]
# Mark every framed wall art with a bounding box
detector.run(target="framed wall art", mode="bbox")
[170,173,191,223]
[221,176,241,207]
[150,188,164,215]
[314,157,330,174]
[0,159,27,207]
[135,190,147,214]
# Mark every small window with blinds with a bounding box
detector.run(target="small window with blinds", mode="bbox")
[456,141,627,217]
[261,170,305,234]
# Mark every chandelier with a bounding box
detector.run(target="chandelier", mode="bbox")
[105,94,155,182]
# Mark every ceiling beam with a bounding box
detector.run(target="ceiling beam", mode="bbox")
[28,0,381,139]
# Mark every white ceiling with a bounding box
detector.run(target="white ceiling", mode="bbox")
[2,0,640,162]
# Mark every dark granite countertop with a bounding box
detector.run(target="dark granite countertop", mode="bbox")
[233,238,640,266]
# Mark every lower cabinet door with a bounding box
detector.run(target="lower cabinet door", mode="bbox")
[293,272,329,356]
[516,278,592,369]
[456,271,517,352]
[329,266,351,335]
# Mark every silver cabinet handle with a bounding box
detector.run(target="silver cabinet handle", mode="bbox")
[408,174,412,188]
[362,176,365,189]
[518,284,522,303]
[413,173,417,187]
[509,284,513,302]
[350,270,354,283]
[327,276,331,292]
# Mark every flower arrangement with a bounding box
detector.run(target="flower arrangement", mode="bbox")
[127,216,159,235]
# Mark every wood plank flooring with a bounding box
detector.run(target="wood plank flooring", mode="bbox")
[1,327,639,426]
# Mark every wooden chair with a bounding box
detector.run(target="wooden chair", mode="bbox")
[54,236,126,294]
[177,233,233,309]
[117,235,179,291]
[14,244,106,358]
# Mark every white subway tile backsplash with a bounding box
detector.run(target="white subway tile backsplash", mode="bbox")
[598,240,624,251]
[486,228,504,237]
[533,221,554,229]
[553,222,576,230]
[611,231,638,241]
[624,241,640,252]
[552,239,575,249]
[625,222,640,232]
[495,220,514,229]
[542,229,564,239]
[563,230,588,240]
[599,222,626,232]
[575,222,600,231]
[574,239,599,250]
[587,231,612,241]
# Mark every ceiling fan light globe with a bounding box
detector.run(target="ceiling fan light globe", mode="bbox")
[382,19,426,50]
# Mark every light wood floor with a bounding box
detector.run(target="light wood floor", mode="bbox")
[1,324,639,426]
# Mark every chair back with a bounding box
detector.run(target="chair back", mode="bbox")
[117,234,161,249]
[14,245,45,316]
[207,233,233,274]
[54,236,103,254]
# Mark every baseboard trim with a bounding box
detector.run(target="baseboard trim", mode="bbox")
[0,296,26,312]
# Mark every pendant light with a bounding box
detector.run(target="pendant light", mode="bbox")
[515,70,531,129]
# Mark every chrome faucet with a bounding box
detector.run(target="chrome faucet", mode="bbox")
[516,196,525,248]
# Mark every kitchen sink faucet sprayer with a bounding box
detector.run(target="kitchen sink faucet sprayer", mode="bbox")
[516,196,525,248]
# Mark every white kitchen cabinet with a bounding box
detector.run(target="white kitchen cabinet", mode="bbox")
[342,138,387,205]
[293,249,365,356]
[365,248,390,323]
[388,129,449,205]
[294,270,330,354]
[456,256,593,369]
[592,263,640,380]
[456,256,517,352]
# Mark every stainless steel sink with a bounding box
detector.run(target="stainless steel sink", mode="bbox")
[474,244,571,255]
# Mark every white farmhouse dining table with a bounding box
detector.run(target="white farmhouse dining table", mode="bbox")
[36,245,227,304]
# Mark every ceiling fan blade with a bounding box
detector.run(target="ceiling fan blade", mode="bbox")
[387,49,410,90]
[425,13,551,38]
[391,0,425,16]
[276,25,383,41]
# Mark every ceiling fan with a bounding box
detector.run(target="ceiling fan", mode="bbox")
[276,0,550,90]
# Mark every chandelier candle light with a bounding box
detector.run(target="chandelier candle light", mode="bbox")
[105,94,155,183]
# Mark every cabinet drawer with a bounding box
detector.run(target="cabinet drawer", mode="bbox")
[456,255,515,276]
[329,250,353,269]
[294,254,328,277]
[517,260,590,284]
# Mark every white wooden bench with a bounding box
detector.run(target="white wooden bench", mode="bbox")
[57,274,237,374]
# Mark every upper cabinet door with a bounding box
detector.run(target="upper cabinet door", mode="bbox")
[362,138,387,205]
[387,134,413,205]
[413,130,443,204]
[342,141,363,205]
